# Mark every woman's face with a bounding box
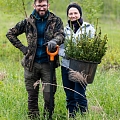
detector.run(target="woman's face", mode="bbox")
[68,7,80,21]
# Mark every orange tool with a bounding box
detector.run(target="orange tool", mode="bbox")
[46,45,59,119]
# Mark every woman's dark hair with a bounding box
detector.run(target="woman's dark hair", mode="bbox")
[67,2,82,16]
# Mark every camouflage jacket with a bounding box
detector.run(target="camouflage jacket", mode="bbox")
[6,12,65,71]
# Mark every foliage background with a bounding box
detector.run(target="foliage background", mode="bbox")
[0,0,120,120]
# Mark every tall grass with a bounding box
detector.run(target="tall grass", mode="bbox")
[0,11,120,120]
[0,61,120,120]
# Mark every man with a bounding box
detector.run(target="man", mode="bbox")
[6,0,64,119]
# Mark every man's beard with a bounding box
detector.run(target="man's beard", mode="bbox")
[39,10,48,18]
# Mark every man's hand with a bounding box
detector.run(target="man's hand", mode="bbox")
[47,39,57,52]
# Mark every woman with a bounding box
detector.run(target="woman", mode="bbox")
[59,2,95,118]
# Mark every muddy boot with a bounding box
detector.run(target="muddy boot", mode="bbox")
[28,111,40,120]
[69,113,76,119]
[80,106,89,115]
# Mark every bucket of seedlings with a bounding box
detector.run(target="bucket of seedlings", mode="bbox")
[65,20,108,84]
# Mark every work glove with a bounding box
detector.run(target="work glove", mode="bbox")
[47,39,57,52]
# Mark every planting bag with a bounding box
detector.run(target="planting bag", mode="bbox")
[69,59,99,84]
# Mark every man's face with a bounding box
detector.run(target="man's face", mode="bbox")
[68,7,80,21]
[34,0,49,17]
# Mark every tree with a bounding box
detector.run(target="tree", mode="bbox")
[0,0,53,18]
[79,0,103,24]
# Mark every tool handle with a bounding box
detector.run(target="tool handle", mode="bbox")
[46,45,59,61]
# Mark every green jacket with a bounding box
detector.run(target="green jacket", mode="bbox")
[6,12,65,71]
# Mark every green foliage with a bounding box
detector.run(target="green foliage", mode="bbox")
[0,0,33,17]
[79,0,103,24]
[97,20,120,69]
[0,0,54,18]
[64,21,108,63]
[101,0,120,20]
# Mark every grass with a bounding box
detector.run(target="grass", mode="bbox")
[0,11,120,120]
[0,63,120,120]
